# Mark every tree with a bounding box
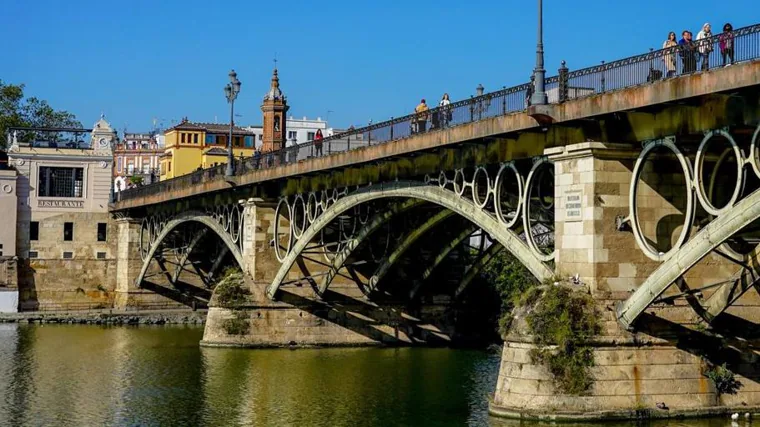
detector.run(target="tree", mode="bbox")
[0,80,81,149]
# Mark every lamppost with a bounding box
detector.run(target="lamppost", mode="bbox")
[470,84,492,121]
[530,0,548,106]
[224,69,242,177]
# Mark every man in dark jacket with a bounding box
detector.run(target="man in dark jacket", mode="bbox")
[679,30,698,73]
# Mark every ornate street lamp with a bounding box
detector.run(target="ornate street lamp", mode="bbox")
[530,0,548,106]
[471,84,492,121]
[224,69,242,177]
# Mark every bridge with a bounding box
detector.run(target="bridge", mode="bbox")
[112,24,760,420]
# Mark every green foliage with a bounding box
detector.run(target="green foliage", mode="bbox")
[704,363,742,395]
[222,315,250,335]
[526,285,600,395]
[0,80,81,149]
[128,176,144,185]
[214,267,248,308]
[480,251,539,336]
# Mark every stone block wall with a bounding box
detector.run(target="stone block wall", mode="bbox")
[17,211,117,310]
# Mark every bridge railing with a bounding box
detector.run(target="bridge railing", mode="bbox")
[117,23,760,203]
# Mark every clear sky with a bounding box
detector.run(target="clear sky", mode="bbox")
[2,0,755,132]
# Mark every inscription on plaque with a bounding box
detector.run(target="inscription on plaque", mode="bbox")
[38,200,84,208]
[565,190,583,222]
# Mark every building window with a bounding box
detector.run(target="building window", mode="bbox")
[274,116,280,131]
[127,164,135,175]
[97,223,107,242]
[244,135,254,148]
[96,251,106,259]
[29,251,38,259]
[193,134,199,144]
[143,164,150,174]
[217,135,227,147]
[30,222,39,241]
[38,167,84,198]
[117,157,123,173]
[233,136,242,147]
[63,222,73,241]
[181,133,186,143]
[287,131,297,141]
[258,134,263,141]
[307,132,315,141]
[62,251,73,259]
[206,134,215,144]
[168,162,172,172]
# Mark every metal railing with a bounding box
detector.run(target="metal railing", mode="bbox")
[117,23,760,203]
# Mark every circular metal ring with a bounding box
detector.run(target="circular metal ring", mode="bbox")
[453,169,466,197]
[291,195,307,240]
[438,171,448,189]
[629,139,695,262]
[320,190,329,210]
[230,204,241,243]
[149,216,159,244]
[749,123,760,179]
[273,198,293,263]
[522,158,556,262]
[139,218,150,260]
[215,205,223,225]
[494,163,524,228]
[307,192,320,223]
[222,205,231,232]
[471,166,491,208]
[331,188,339,203]
[693,129,744,216]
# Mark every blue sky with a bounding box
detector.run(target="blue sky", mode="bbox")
[2,0,755,132]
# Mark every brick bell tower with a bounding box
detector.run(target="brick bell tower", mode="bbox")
[261,67,289,152]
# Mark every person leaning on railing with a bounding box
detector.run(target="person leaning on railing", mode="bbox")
[678,30,698,74]
[663,31,678,77]
[413,99,429,134]
[719,23,735,66]
[314,129,324,156]
[696,23,714,71]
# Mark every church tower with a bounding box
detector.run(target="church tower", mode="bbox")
[261,67,289,152]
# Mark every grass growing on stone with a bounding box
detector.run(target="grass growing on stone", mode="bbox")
[222,315,250,335]
[524,285,600,395]
[214,267,248,308]
[704,362,742,395]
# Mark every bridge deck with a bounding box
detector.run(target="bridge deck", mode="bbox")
[113,59,760,211]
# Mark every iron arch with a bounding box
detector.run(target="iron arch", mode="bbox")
[266,181,554,300]
[135,211,245,288]
[617,187,760,329]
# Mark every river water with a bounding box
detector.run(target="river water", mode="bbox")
[0,324,752,427]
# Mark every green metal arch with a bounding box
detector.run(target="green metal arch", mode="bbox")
[617,187,760,329]
[409,225,478,300]
[367,209,455,293]
[319,199,425,295]
[266,181,554,300]
[135,211,245,287]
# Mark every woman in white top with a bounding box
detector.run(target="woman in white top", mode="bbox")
[696,23,714,71]
[439,93,451,128]
[663,31,678,78]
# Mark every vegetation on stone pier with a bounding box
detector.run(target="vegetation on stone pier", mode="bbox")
[704,362,742,396]
[213,267,248,308]
[221,314,250,335]
[479,251,600,395]
[524,284,600,395]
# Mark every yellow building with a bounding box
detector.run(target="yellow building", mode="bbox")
[159,120,257,180]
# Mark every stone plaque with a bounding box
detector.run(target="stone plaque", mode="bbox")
[565,190,583,222]
[38,199,85,208]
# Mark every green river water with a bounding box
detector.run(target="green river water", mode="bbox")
[0,324,752,427]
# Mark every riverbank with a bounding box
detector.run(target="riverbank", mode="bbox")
[0,308,207,325]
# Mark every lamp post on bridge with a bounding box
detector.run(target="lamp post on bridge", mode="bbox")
[530,0,548,106]
[224,70,242,177]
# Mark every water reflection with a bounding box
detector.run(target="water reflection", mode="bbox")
[0,324,753,427]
